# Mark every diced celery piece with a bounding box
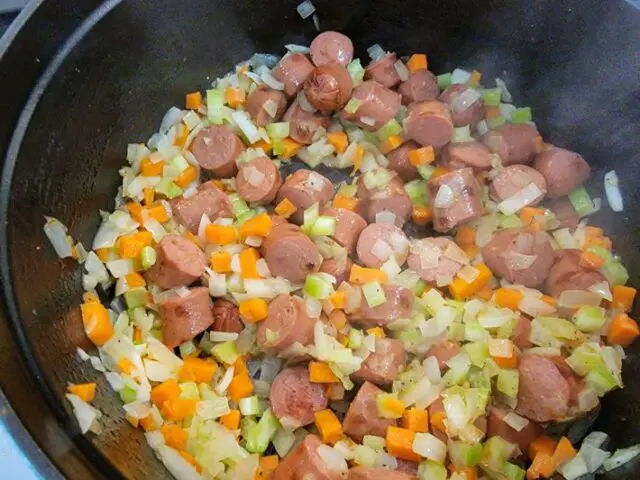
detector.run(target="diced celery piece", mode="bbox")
[155,178,183,199]
[309,216,336,236]
[354,444,377,466]
[497,369,519,397]
[449,322,465,342]
[482,88,502,106]
[302,203,320,233]
[362,281,386,308]
[266,122,290,139]
[119,386,137,404]
[124,287,147,309]
[404,179,428,205]
[449,440,483,467]
[451,125,473,143]
[228,193,250,219]
[240,416,258,440]
[179,340,197,357]
[601,260,629,286]
[573,306,606,332]
[376,119,403,140]
[344,98,362,115]
[497,213,523,229]
[180,382,200,400]
[537,316,581,340]
[206,88,225,109]
[304,274,333,300]
[211,341,238,365]
[272,138,284,156]
[496,317,516,339]
[418,460,447,480]
[347,59,365,85]
[510,107,532,124]
[585,365,618,396]
[140,246,156,270]
[568,186,594,217]
[363,435,385,451]
[412,279,426,297]
[245,408,280,454]
[169,154,189,173]
[348,329,364,349]
[468,366,491,389]
[502,462,526,480]
[418,164,436,181]
[487,116,507,129]
[566,346,605,376]
[437,73,452,90]
[463,342,489,368]
[239,396,262,416]
[464,321,488,343]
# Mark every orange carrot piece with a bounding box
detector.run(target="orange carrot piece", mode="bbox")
[239,298,269,323]
[430,411,447,433]
[256,455,280,479]
[366,326,385,338]
[279,137,303,160]
[529,435,558,460]
[449,465,478,480]
[431,166,450,180]
[519,207,546,226]
[175,124,189,149]
[326,131,348,154]
[185,91,203,110]
[607,313,640,347]
[220,409,241,430]
[407,54,428,73]
[551,437,577,469]
[612,285,637,312]
[205,224,238,245]
[274,198,297,218]
[125,272,146,288]
[146,204,169,223]
[492,350,518,369]
[227,373,254,401]
[140,157,165,177]
[143,187,155,206]
[584,226,603,238]
[234,356,249,377]
[80,300,114,346]
[210,251,232,273]
[455,225,476,247]
[151,379,181,407]
[386,426,420,462]
[175,165,198,188]
[402,408,429,433]
[225,87,246,108]
[314,409,343,444]
[139,414,158,432]
[239,213,273,238]
[118,231,153,259]
[179,451,202,472]
[309,362,340,383]
[239,247,262,279]
[179,357,217,383]
[408,146,435,166]
[332,193,358,211]
[161,398,197,422]
[494,288,524,311]
[580,250,605,270]
[67,383,97,402]
[468,70,482,87]
[534,136,545,153]
[118,357,135,375]
[380,135,404,154]
[349,265,388,284]
[252,139,273,154]
[161,424,188,451]
[329,291,346,310]
[412,204,432,225]
[449,263,493,300]
[527,452,555,480]
[583,235,612,251]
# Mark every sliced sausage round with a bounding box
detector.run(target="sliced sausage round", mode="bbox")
[350,285,414,327]
[516,355,570,423]
[356,172,412,227]
[405,100,454,149]
[170,181,233,233]
[146,234,206,289]
[482,230,555,287]
[487,406,542,452]
[343,381,397,442]
[533,147,591,198]
[356,223,410,268]
[427,168,484,232]
[398,69,439,105]
[395,460,419,477]
[236,156,282,205]
[310,31,354,67]
[282,99,332,145]
[304,64,353,111]
[353,338,406,385]
[245,85,287,127]
[321,207,368,255]
[440,141,493,171]
[274,434,344,480]
[191,125,245,177]
[262,223,322,283]
[512,315,533,350]
[364,52,402,88]
[257,294,316,354]
[211,298,243,334]
[545,197,579,230]
[341,80,402,131]
[349,467,416,480]
[277,169,334,224]
[270,366,328,427]
[271,52,315,97]
[319,256,353,285]
[489,165,547,205]
[386,141,420,181]
[481,123,540,166]
[159,287,213,349]
[407,237,467,284]
[425,340,461,370]
[439,84,484,128]
[545,249,607,298]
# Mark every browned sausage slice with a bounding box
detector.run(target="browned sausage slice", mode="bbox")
[545,249,607,298]
[516,355,570,422]
[282,99,332,145]
[245,85,288,127]
[545,197,579,229]
[356,172,412,227]
[191,125,245,177]
[273,434,344,480]
[212,298,243,333]
[425,340,461,370]
[482,230,555,287]
[407,237,466,283]
[349,467,416,480]
[310,31,354,67]
[170,181,233,233]
[398,70,439,105]
[321,207,367,255]
[319,256,353,285]
[304,64,354,111]
[427,168,484,232]
[405,100,454,149]
[341,80,402,131]
[487,406,542,452]
[145,234,206,289]
[159,287,213,349]
[356,223,410,268]
[236,156,282,205]
[276,169,334,224]
[481,123,540,166]
[440,141,493,171]
[364,52,402,88]
[352,338,406,385]
[351,285,414,327]
[439,84,484,128]
[262,223,322,283]
[512,315,533,350]
[342,381,397,442]
[256,294,316,354]
[272,53,315,97]
[270,367,328,427]
[489,165,547,205]
[386,141,420,181]
[533,147,591,198]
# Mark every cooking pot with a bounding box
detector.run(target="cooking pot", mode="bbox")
[1,0,640,478]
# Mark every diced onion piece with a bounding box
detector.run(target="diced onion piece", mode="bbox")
[362,281,386,308]
[394,60,409,81]
[553,228,577,249]
[579,442,611,473]
[604,170,623,212]
[506,252,537,271]
[457,265,479,284]
[317,445,348,473]
[371,239,392,262]
[367,44,385,62]
[231,111,261,144]
[503,412,529,431]
[106,259,135,278]
[434,184,455,208]
[450,68,471,85]
[261,70,285,91]
[497,183,543,215]
[451,88,481,114]
[360,116,376,127]
[557,290,604,308]
[518,294,555,317]
[298,90,318,113]
[375,211,397,224]
[296,0,316,19]
[589,281,613,301]
[215,366,235,395]
[412,432,447,463]
[559,455,590,480]
[495,78,513,102]
[285,44,310,54]
[43,216,73,258]
[244,165,265,186]
[66,394,102,434]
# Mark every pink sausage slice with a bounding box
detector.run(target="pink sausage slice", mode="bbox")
[257,294,316,354]
[321,207,367,255]
[146,234,206,289]
[426,340,461,370]
[356,223,410,268]
[356,172,412,227]
[270,367,328,428]
[489,164,547,205]
[353,338,406,385]
[427,168,484,232]
[170,181,233,233]
[398,70,439,105]
[277,169,334,224]
[516,355,570,422]
[159,287,213,349]
[545,249,607,298]
[440,141,493,172]
[191,125,245,177]
[386,141,420,181]
[273,434,343,480]
[407,237,467,283]
[405,100,454,149]
[236,156,282,205]
[439,84,484,128]
[245,85,287,127]
[364,52,402,88]
[304,63,353,111]
[310,31,354,67]
[512,315,533,350]
[212,298,243,334]
[349,467,416,480]
[343,381,397,442]
[545,197,579,230]
[282,99,332,145]
[262,223,322,283]
[487,406,542,452]
[319,256,353,285]
[272,53,315,97]
[482,230,555,287]
[351,285,414,327]
[533,147,591,198]
[481,123,540,166]
[341,80,402,131]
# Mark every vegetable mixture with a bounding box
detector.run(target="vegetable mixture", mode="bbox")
[47,29,639,480]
